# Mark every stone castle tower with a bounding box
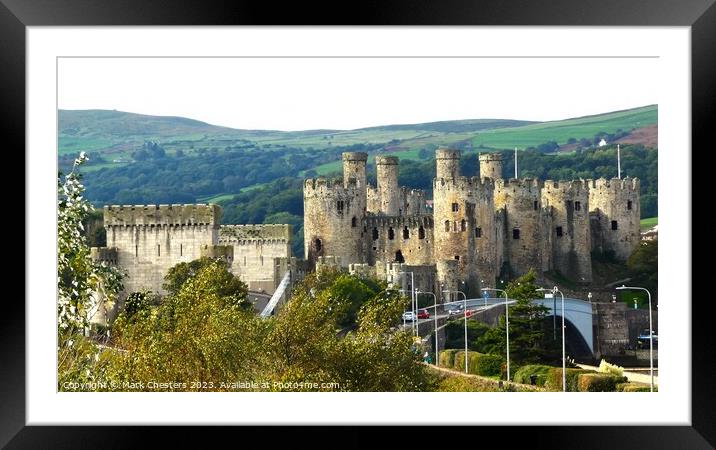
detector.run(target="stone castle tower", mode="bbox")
[303,147,642,300]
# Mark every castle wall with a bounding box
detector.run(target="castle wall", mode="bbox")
[495,179,547,279]
[384,263,438,298]
[219,224,292,293]
[435,259,460,303]
[542,180,593,283]
[588,177,641,261]
[376,155,400,215]
[367,186,379,214]
[303,178,366,267]
[104,204,220,295]
[364,215,434,266]
[400,187,427,215]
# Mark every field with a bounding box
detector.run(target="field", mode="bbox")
[640,217,658,230]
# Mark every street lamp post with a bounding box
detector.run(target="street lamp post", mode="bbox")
[588,292,592,303]
[538,287,566,392]
[481,287,510,382]
[617,285,654,392]
[416,290,439,367]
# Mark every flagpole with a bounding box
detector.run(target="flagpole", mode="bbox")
[514,147,518,178]
[617,144,621,179]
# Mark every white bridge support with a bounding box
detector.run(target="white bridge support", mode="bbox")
[532,297,595,355]
[260,270,291,318]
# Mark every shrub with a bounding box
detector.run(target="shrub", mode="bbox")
[513,364,553,385]
[476,354,503,377]
[546,368,594,392]
[617,382,655,392]
[439,349,459,368]
[577,373,627,392]
[436,374,499,392]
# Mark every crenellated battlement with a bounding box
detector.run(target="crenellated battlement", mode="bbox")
[219,224,293,242]
[200,244,234,259]
[589,177,640,192]
[376,155,399,165]
[342,152,368,162]
[104,203,221,226]
[433,176,495,192]
[304,177,360,196]
[496,178,543,192]
[363,214,434,229]
[543,179,591,194]
[436,148,461,160]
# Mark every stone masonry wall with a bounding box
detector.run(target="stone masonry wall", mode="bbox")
[588,177,641,261]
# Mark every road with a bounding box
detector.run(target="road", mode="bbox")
[576,363,659,385]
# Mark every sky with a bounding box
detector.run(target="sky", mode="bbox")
[58,57,658,131]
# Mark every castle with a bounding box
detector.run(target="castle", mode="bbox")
[91,205,306,305]
[303,149,641,299]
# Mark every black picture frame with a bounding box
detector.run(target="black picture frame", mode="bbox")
[4,0,710,447]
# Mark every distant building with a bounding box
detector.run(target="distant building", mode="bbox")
[598,138,607,147]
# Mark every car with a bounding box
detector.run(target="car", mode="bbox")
[417,309,430,319]
[402,311,416,322]
[447,304,464,316]
[637,329,658,349]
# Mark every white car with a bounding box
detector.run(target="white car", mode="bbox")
[447,305,464,316]
[402,311,416,322]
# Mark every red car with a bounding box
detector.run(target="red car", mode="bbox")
[417,309,430,319]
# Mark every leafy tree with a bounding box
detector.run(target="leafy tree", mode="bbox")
[627,240,658,302]
[162,257,250,310]
[57,153,123,388]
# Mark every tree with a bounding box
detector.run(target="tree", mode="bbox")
[58,153,123,387]
[162,257,250,310]
[475,270,555,366]
[627,240,658,302]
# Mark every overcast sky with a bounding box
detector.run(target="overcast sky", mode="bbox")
[58,57,658,131]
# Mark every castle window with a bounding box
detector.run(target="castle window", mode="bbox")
[388,227,395,240]
[534,201,538,210]
[372,228,379,240]
[611,220,618,230]
[180,244,183,256]
[395,250,405,263]
[351,216,357,227]
[627,200,633,210]
[455,255,460,261]
[135,245,138,258]
[403,227,410,239]
[460,219,467,232]
[314,238,322,252]
[419,226,425,239]
[513,228,521,239]
[157,244,161,257]
[445,220,450,232]
[453,221,458,232]
[475,227,482,238]
[574,201,581,211]
[452,202,459,212]
[556,226,563,237]
[337,200,344,212]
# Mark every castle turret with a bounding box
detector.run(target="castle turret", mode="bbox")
[495,178,549,278]
[479,152,503,180]
[542,180,592,283]
[588,177,641,261]
[303,177,366,267]
[436,147,461,180]
[342,152,368,189]
[432,175,496,295]
[376,155,400,215]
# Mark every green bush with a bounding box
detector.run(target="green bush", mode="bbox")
[617,382,655,392]
[439,349,459,368]
[513,364,553,385]
[577,373,627,392]
[476,354,503,377]
[546,368,594,392]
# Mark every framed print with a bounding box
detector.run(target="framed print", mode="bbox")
[4,0,713,447]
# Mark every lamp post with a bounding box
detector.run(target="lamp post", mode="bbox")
[617,285,654,392]
[538,287,566,392]
[416,290,439,367]
[588,292,592,303]
[481,287,510,382]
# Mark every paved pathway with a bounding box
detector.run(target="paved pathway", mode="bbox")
[576,364,658,385]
